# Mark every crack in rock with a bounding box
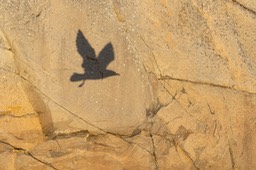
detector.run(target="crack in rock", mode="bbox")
[232,0,256,16]
[140,36,162,77]
[175,145,199,170]
[49,130,90,140]
[229,143,236,170]
[146,101,168,118]
[149,133,159,170]
[159,75,256,95]
[0,46,12,51]
[0,112,37,118]
[0,141,58,170]
[18,75,109,135]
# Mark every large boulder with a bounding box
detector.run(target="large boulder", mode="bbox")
[0,0,255,169]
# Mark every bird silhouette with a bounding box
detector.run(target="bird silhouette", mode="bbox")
[70,30,119,87]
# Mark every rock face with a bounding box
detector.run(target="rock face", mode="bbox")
[0,0,256,169]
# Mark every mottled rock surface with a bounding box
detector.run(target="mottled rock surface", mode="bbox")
[0,0,256,169]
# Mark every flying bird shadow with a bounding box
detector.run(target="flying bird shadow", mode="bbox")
[70,30,119,87]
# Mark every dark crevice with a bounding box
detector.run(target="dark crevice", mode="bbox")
[146,103,162,118]
[140,36,162,77]
[129,128,142,138]
[19,74,141,145]
[176,145,200,170]
[26,152,58,170]
[123,139,152,156]
[146,98,172,118]
[139,35,256,95]
[182,148,199,170]
[0,46,12,51]
[160,81,174,98]
[2,71,158,160]
[49,130,89,140]
[0,141,58,170]
[207,103,215,115]
[232,0,256,16]
[149,133,159,170]
[18,75,108,135]
[96,132,154,157]
[0,112,37,118]
[0,141,26,151]
[159,75,256,95]
[150,130,199,169]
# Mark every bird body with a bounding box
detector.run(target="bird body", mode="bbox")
[70,30,119,87]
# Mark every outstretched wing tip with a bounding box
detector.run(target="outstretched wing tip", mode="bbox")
[98,42,115,67]
[76,29,96,59]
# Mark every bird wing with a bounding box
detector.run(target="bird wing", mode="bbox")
[76,30,96,61]
[98,43,114,69]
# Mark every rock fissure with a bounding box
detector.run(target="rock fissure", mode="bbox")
[0,141,58,170]
[146,101,170,118]
[150,131,201,169]
[0,112,37,118]
[26,152,58,170]
[109,0,125,23]
[232,0,256,16]
[149,133,159,170]
[124,139,152,155]
[159,75,256,95]
[207,103,215,115]
[0,141,26,152]
[175,144,199,170]
[140,36,162,77]
[50,130,89,140]
[18,75,109,135]
[0,46,11,51]
[1,1,256,168]
[16,67,166,150]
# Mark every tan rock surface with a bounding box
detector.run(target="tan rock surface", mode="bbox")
[0,0,256,169]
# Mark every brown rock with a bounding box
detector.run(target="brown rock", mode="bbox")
[0,0,255,169]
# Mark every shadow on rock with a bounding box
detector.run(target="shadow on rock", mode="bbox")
[70,30,119,87]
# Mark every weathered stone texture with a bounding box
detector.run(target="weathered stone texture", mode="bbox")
[0,0,256,169]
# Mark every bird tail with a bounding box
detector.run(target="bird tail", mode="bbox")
[70,73,85,82]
